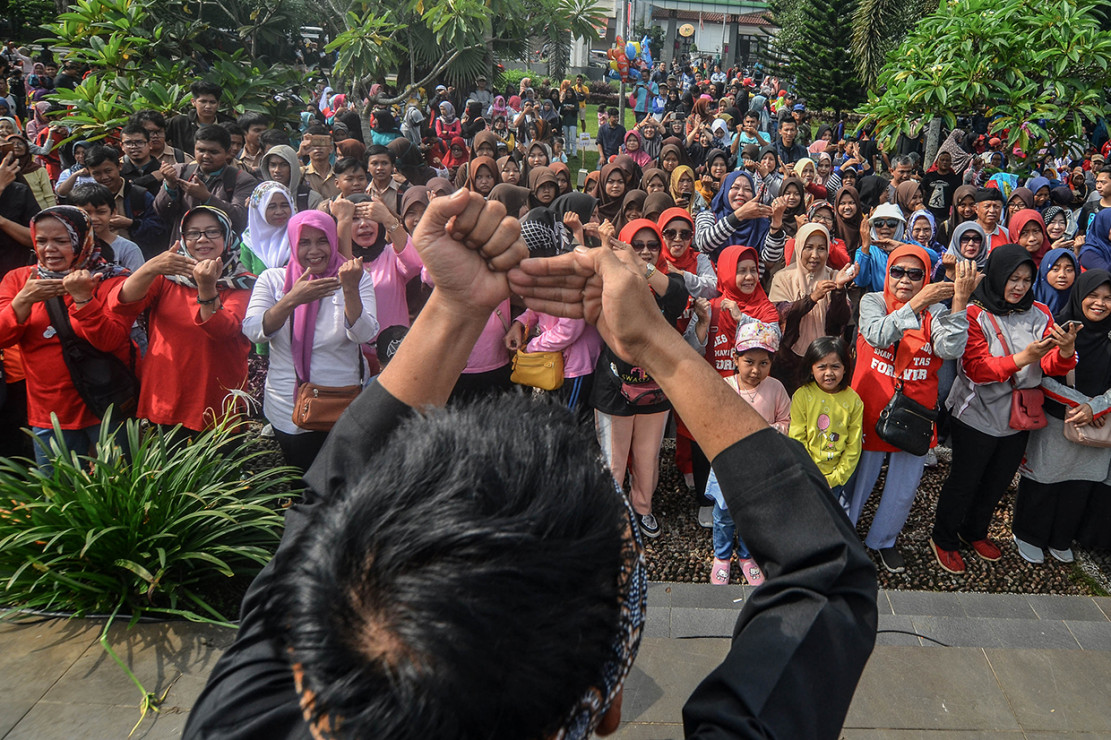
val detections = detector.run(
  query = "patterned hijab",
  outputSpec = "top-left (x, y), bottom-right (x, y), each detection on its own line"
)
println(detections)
top-left (31, 206), bottom-right (129, 279)
top-left (167, 206), bottom-right (256, 291)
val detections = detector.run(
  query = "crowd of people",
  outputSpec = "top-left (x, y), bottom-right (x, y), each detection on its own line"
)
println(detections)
top-left (1, 47), bottom-right (1110, 587)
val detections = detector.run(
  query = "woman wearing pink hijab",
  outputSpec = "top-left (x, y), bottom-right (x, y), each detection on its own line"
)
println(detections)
top-left (243, 210), bottom-right (379, 470)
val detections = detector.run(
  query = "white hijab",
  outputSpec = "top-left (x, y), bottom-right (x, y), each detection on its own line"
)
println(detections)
top-left (245, 182), bottom-right (295, 269)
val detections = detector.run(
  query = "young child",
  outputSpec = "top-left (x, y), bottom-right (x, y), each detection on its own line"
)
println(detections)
top-left (67, 183), bottom-right (145, 272)
top-left (789, 336), bottom-right (864, 515)
top-left (551, 136), bottom-right (567, 164)
top-left (706, 319), bottom-right (791, 586)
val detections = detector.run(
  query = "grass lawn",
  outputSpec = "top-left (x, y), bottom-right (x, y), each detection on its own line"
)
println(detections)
top-left (562, 106), bottom-right (640, 180)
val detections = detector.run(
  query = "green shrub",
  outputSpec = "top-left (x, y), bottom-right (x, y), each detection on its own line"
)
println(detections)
top-left (497, 68), bottom-right (532, 93)
top-left (0, 411), bottom-right (297, 624)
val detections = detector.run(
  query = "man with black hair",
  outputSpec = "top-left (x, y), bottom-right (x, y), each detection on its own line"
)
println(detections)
top-left (131, 110), bottom-right (192, 166)
top-left (84, 144), bottom-right (168, 257)
top-left (366, 144), bottom-right (405, 213)
top-left (302, 125), bottom-right (339, 199)
top-left (119, 123), bottom-right (162, 190)
top-left (596, 107), bottom-right (625, 166)
top-left (220, 121), bottom-right (247, 163)
top-left (974, 187), bottom-right (1011, 250)
top-left (154, 124), bottom-right (258, 240)
top-left (317, 157), bottom-right (368, 215)
top-left (167, 80), bottom-right (229, 155)
top-left (67, 183), bottom-right (145, 271)
top-left (183, 190), bottom-right (877, 740)
top-left (237, 111), bottom-right (270, 173)
top-left (774, 117), bottom-right (807, 166)
top-left (1076, 165), bottom-right (1111, 239)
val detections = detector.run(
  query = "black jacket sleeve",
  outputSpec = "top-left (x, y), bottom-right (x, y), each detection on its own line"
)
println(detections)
top-left (183, 381), bottom-right (413, 740)
top-left (682, 429), bottom-right (877, 739)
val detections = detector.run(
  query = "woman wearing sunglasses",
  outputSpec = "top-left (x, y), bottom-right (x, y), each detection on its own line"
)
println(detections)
top-left (590, 219), bottom-right (690, 541)
top-left (929, 244), bottom-right (1077, 575)
top-left (657, 207), bottom-right (716, 298)
top-left (854, 203), bottom-right (941, 293)
top-left (847, 245), bottom-right (978, 573)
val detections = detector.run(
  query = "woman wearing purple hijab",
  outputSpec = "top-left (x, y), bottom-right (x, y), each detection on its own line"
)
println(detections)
top-left (243, 210), bottom-right (379, 470)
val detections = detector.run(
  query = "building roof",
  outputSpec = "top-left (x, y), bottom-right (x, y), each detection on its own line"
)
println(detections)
top-left (650, 8), bottom-right (775, 27)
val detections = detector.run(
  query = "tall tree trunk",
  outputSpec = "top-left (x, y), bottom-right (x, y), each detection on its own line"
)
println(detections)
top-left (924, 116), bottom-right (942, 168)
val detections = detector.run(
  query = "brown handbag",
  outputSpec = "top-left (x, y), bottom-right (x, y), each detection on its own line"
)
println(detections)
top-left (1061, 370), bottom-right (1111, 448)
top-left (985, 312), bottom-right (1047, 431)
top-left (291, 331), bottom-right (365, 431)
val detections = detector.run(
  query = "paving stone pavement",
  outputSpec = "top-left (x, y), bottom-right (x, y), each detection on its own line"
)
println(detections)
top-left (1, 585), bottom-right (1109, 739)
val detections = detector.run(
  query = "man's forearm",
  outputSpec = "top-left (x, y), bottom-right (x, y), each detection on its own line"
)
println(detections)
top-left (377, 292), bottom-right (490, 409)
top-left (637, 323), bottom-right (767, 461)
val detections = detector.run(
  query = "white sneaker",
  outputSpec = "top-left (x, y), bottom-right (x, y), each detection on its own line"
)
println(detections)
top-left (1048, 547), bottom-right (1074, 563)
top-left (924, 448), bottom-right (938, 468)
top-left (697, 506), bottom-right (714, 528)
top-left (260, 423), bottom-right (275, 438)
top-left (683, 473), bottom-right (695, 491)
top-left (1013, 534), bottom-right (1045, 564)
top-left (639, 513), bottom-right (661, 539)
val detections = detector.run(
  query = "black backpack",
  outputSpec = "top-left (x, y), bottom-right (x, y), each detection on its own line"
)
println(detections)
top-left (45, 297), bottom-right (140, 421)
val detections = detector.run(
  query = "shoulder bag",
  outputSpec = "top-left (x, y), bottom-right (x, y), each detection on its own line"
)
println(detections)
top-left (1061, 370), bottom-right (1111, 447)
top-left (985, 312), bottom-right (1047, 431)
top-left (45, 296), bottom-right (140, 421)
top-left (291, 325), bottom-right (365, 432)
top-left (874, 341), bottom-right (938, 456)
top-left (505, 312), bottom-right (565, 392)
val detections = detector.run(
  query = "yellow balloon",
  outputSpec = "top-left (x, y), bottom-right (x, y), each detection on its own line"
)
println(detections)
top-left (633, 42), bottom-right (641, 54)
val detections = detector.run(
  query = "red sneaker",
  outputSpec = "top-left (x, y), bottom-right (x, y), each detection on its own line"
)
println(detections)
top-left (930, 538), bottom-right (966, 574)
top-left (960, 536), bottom-right (1002, 562)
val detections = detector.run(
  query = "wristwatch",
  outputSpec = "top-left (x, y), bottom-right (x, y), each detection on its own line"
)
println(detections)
top-left (644, 263), bottom-right (657, 280)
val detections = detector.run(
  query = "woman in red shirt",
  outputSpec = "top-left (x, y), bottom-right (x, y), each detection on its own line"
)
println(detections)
top-left (0, 205), bottom-right (132, 466)
top-left (107, 206), bottom-right (255, 436)
top-left (847, 245), bottom-right (977, 573)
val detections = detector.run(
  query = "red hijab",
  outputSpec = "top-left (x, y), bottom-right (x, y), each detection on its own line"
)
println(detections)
top-left (883, 244), bottom-right (933, 361)
top-left (1007, 208), bottom-right (1051, 266)
top-left (714, 245), bottom-right (778, 346)
top-left (442, 136), bottom-right (470, 170)
top-left (657, 207), bottom-right (698, 273)
top-left (618, 219), bottom-right (667, 272)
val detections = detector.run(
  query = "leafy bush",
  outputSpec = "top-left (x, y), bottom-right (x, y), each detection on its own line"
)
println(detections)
top-left (0, 412), bottom-right (297, 624)
top-left (497, 68), bottom-right (532, 93)
top-left (587, 80), bottom-right (616, 95)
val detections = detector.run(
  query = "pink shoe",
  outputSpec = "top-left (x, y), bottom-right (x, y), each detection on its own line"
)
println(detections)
top-left (739, 558), bottom-right (765, 586)
top-left (710, 557), bottom-right (731, 585)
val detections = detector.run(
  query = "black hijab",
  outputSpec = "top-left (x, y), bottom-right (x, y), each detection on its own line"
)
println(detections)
top-left (971, 243), bottom-right (1036, 315)
top-left (857, 175), bottom-right (888, 211)
top-left (1054, 269), bottom-right (1111, 397)
top-left (551, 192), bottom-right (598, 223)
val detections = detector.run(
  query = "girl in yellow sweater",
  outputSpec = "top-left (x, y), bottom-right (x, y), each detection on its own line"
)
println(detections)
top-left (789, 336), bottom-right (864, 515)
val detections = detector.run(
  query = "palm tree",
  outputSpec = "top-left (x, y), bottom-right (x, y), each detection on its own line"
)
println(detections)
top-left (850, 0), bottom-right (934, 88)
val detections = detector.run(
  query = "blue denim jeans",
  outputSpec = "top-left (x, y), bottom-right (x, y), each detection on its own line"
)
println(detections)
top-left (31, 424), bottom-right (102, 471)
top-left (562, 124), bottom-right (578, 156)
top-left (707, 469), bottom-right (752, 560)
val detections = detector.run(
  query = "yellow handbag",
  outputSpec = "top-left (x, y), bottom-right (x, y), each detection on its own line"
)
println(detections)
top-left (511, 349), bottom-right (565, 391)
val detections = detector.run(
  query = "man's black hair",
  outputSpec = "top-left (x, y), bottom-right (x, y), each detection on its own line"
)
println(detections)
top-left (131, 109), bottom-right (167, 130)
top-left (366, 144), bottom-right (394, 163)
top-left (68, 183), bottom-right (115, 210)
top-left (195, 124), bottom-right (232, 151)
top-left (259, 129), bottom-right (290, 151)
top-left (1099, 164), bottom-right (1111, 176)
top-left (305, 123), bottom-right (330, 137)
top-left (237, 111), bottom-right (270, 130)
top-left (120, 122), bottom-right (150, 140)
top-left (334, 156), bottom-right (367, 176)
top-left (267, 394), bottom-right (625, 740)
top-left (607, 107), bottom-right (619, 117)
top-left (220, 121), bottom-right (245, 139)
top-left (190, 80), bottom-right (223, 99)
top-left (84, 144), bottom-right (121, 169)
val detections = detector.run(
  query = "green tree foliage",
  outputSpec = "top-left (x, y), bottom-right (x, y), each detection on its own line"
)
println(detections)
top-left (850, 0), bottom-right (934, 89)
top-left (789, 0), bottom-right (864, 112)
top-left (39, 0), bottom-right (305, 141)
top-left (857, 0), bottom-right (1111, 160)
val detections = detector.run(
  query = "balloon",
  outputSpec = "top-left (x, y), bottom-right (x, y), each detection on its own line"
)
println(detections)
top-left (606, 47), bottom-right (616, 60)
top-left (626, 42), bottom-right (636, 59)
top-left (607, 70), bottom-right (621, 82)
top-left (609, 60), bottom-right (618, 71)
top-left (632, 42), bottom-right (641, 55)
top-left (817, 414), bottom-right (830, 432)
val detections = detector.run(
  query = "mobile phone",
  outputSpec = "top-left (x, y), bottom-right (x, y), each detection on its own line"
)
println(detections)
top-left (1063, 320), bottom-right (1083, 331)
top-left (0, 141), bottom-right (12, 157)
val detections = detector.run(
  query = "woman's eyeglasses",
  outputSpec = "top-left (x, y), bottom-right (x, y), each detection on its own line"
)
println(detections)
top-left (889, 266), bottom-right (925, 281)
top-left (959, 234), bottom-right (984, 243)
top-left (631, 240), bottom-right (661, 251)
top-left (873, 218), bottom-right (901, 229)
top-left (662, 228), bottom-right (692, 240)
top-left (183, 228), bottom-right (224, 242)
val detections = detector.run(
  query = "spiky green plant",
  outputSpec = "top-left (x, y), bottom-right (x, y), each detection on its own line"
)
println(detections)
top-left (0, 410), bottom-right (296, 623)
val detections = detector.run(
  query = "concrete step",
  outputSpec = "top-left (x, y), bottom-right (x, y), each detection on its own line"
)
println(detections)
top-left (646, 582), bottom-right (1111, 649)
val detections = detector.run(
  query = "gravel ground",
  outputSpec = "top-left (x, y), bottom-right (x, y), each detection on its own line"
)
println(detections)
top-left (643, 439), bottom-right (1111, 595)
